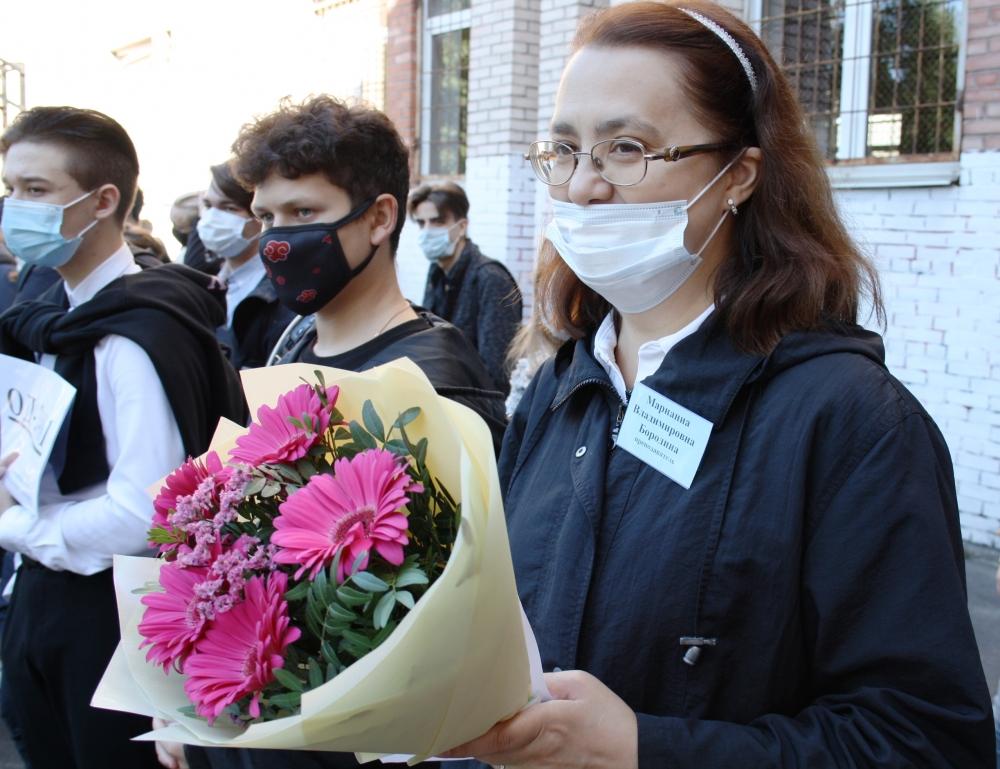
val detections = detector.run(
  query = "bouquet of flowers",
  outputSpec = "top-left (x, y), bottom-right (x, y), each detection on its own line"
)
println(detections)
top-left (94, 360), bottom-right (540, 759)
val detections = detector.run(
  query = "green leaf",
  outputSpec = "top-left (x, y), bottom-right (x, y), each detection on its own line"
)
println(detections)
top-left (415, 437), bottom-right (428, 466)
top-left (324, 602), bottom-right (357, 623)
top-left (272, 667), bottom-right (305, 692)
top-left (362, 400), bottom-right (385, 442)
top-left (383, 439), bottom-right (409, 457)
top-left (176, 704), bottom-right (198, 718)
top-left (267, 691), bottom-right (301, 710)
top-left (146, 527), bottom-right (180, 545)
top-left (340, 628), bottom-right (374, 651)
top-left (313, 565), bottom-right (329, 601)
top-left (393, 407), bottom-right (421, 430)
top-left (261, 482), bottom-right (282, 498)
top-left (395, 590), bottom-right (415, 609)
top-left (351, 572), bottom-right (389, 593)
top-left (286, 416), bottom-right (305, 431)
top-left (244, 476), bottom-right (267, 497)
top-left (350, 550), bottom-right (368, 576)
top-left (284, 581), bottom-right (310, 602)
top-left (320, 640), bottom-right (340, 668)
top-left (395, 569), bottom-right (429, 589)
top-left (325, 663), bottom-right (339, 682)
top-left (373, 591), bottom-right (395, 630)
top-left (372, 619), bottom-right (397, 646)
top-left (349, 421), bottom-right (377, 450)
top-left (314, 369), bottom-right (326, 389)
top-left (334, 427), bottom-right (353, 442)
top-left (296, 459), bottom-right (318, 480)
top-left (335, 585), bottom-right (370, 607)
top-left (307, 658), bottom-right (324, 690)
top-left (272, 464), bottom-right (303, 484)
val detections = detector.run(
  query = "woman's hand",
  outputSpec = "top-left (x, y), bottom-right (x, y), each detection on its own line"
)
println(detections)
top-left (441, 670), bottom-right (638, 769)
top-left (153, 717), bottom-right (189, 769)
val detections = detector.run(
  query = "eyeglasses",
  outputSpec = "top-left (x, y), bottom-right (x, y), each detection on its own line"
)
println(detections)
top-left (525, 138), bottom-right (737, 187)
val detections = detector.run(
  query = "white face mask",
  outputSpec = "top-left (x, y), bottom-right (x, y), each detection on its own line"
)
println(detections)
top-left (197, 206), bottom-right (258, 260)
top-left (544, 155), bottom-right (740, 314)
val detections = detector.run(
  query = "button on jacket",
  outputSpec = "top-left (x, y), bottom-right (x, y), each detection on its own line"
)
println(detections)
top-left (500, 312), bottom-right (994, 768)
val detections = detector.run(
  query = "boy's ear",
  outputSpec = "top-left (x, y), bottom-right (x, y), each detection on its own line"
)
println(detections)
top-left (368, 193), bottom-right (399, 248)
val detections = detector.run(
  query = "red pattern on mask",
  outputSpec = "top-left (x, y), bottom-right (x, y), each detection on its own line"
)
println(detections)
top-left (263, 241), bottom-right (291, 262)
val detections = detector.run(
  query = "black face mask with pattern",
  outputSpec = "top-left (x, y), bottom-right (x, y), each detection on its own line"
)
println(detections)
top-left (258, 198), bottom-right (377, 316)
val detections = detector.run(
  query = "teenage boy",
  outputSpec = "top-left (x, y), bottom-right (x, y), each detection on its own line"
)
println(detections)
top-left (0, 106), bottom-right (246, 769)
top-left (409, 182), bottom-right (522, 395)
top-left (172, 94), bottom-right (503, 769)
top-left (198, 159), bottom-right (292, 369)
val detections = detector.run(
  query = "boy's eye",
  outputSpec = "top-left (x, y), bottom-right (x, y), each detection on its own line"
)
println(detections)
top-left (296, 208), bottom-right (313, 218)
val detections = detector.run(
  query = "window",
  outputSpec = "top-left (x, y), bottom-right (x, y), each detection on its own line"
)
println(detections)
top-left (751, 0), bottom-right (963, 164)
top-left (421, 0), bottom-right (470, 176)
top-left (1, 59), bottom-right (25, 129)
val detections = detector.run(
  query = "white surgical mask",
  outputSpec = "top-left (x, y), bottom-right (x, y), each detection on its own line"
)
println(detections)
top-left (197, 206), bottom-right (258, 260)
top-left (417, 222), bottom-right (460, 261)
top-left (544, 155), bottom-right (740, 314)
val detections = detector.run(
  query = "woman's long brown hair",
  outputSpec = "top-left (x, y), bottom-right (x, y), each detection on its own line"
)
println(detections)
top-left (534, 0), bottom-right (884, 354)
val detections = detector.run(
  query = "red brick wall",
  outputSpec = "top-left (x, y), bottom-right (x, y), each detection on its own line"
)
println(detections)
top-left (963, 0), bottom-right (1000, 150)
top-left (386, 0), bottom-right (420, 181)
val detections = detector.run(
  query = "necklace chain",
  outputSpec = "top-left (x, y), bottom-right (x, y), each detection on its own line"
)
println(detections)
top-left (376, 302), bottom-right (413, 336)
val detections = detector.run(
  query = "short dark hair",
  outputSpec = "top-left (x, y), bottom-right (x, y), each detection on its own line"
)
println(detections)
top-left (130, 187), bottom-right (144, 222)
top-left (210, 159), bottom-right (253, 212)
top-left (232, 96), bottom-right (410, 253)
top-left (407, 181), bottom-right (469, 221)
top-left (0, 106), bottom-right (140, 225)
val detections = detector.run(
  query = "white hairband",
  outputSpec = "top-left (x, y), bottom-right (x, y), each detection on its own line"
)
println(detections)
top-left (680, 8), bottom-right (759, 94)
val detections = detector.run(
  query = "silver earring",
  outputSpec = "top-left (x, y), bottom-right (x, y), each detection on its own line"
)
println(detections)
top-left (727, 197), bottom-right (739, 216)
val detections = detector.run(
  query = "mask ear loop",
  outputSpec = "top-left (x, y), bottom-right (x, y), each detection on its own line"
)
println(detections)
top-left (683, 148), bottom-right (747, 212)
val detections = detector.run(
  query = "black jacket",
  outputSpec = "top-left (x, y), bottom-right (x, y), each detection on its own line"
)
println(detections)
top-left (500, 312), bottom-right (993, 768)
top-left (0, 263), bottom-right (248, 485)
top-left (217, 276), bottom-right (294, 370)
top-left (422, 240), bottom-right (521, 396)
top-left (275, 310), bottom-right (508, 455)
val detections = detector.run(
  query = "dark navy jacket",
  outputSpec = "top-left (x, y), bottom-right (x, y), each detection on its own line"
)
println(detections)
top-left (217, 276), bottom-right (293, 370)
top-left (423, 240), bottom-right (522, 396)
top-left (501, 312), bottom-right (994, 768)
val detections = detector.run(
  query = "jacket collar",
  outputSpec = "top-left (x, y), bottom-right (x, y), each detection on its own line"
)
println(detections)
top-left (553, 310), bottom-right (767, 428)
top-left (428, 239), bottom-right (481, 287)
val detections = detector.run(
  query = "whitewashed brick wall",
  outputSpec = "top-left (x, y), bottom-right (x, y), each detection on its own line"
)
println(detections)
top-left (839, 152), bottom-right (1000, 546)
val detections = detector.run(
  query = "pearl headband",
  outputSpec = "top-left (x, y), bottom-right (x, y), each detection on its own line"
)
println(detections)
top-left (680, 8), bottom-right (759, 94)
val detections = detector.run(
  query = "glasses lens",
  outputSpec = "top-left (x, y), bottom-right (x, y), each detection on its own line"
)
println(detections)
top-left (593, 139), bottom-right (647, 186)
top-left (529, 141), bottom-right (575, 186)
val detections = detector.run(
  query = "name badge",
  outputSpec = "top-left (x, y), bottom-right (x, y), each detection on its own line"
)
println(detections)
top-left (615, 382), bottom-right (712, 489)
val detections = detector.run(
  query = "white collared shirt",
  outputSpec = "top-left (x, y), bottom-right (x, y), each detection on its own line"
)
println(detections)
top-left (0, 244), bottom-right (186, 575)
top-left (594, 304), bottom-right (715, 403)
top-left (221, 257), bottom-right (266, 328)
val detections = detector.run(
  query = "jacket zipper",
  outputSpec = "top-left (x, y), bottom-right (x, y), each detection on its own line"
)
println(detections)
top-left (610, 398), bottom-right (627, 448)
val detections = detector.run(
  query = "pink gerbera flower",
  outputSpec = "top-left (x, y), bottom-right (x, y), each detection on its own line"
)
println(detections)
top-left (271, 448), bottom-right (423, 582)
top-left (152, 452), bottom-right (232, 531)
top-left (138, 564), bottom-right (211, 671)
top-left (229, 384), bottom-right (340, 466)
top-left (182, 572), bottom-right (300, 722)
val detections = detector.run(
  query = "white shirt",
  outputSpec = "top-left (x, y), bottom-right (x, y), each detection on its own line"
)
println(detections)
top-left (0, 244), bottom-right (186, 575)
top-left (221, 257), bottom-right (266, 328)
top-left (594, 304), bottom-right (715, 403)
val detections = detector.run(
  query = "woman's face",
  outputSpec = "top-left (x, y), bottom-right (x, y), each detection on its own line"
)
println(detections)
top-left (549, 45), bottom-right (735, 249)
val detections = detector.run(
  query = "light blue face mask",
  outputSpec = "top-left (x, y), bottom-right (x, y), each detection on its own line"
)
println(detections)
top-left (417, 222), bottom-right (460, 261)
top-left (1, 189), bottom-right (99, 268)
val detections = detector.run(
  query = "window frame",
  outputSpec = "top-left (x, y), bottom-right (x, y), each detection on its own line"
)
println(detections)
top-left (745, 0), bottom-right (967, 188)
top-left (419, 1), bottom-right (472, 178)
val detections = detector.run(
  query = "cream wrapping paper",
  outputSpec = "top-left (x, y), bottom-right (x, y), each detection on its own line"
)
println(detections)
top-left (92, 359), bottom-right (536, 761)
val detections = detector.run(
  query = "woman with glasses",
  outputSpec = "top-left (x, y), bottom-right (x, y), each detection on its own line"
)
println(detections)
top-left (444, 2), bottom-right (994, 768)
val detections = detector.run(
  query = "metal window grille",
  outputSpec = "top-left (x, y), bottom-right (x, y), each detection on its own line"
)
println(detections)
top-left (1, 59), bottom-right (25, 129)
top-left (421, 2), bottom-right (470, 176)
top-left (753, 0), bottom-right (961, 161)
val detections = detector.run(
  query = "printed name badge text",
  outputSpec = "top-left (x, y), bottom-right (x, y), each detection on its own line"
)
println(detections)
top-left (615, 382), bottom-right (712, 489)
